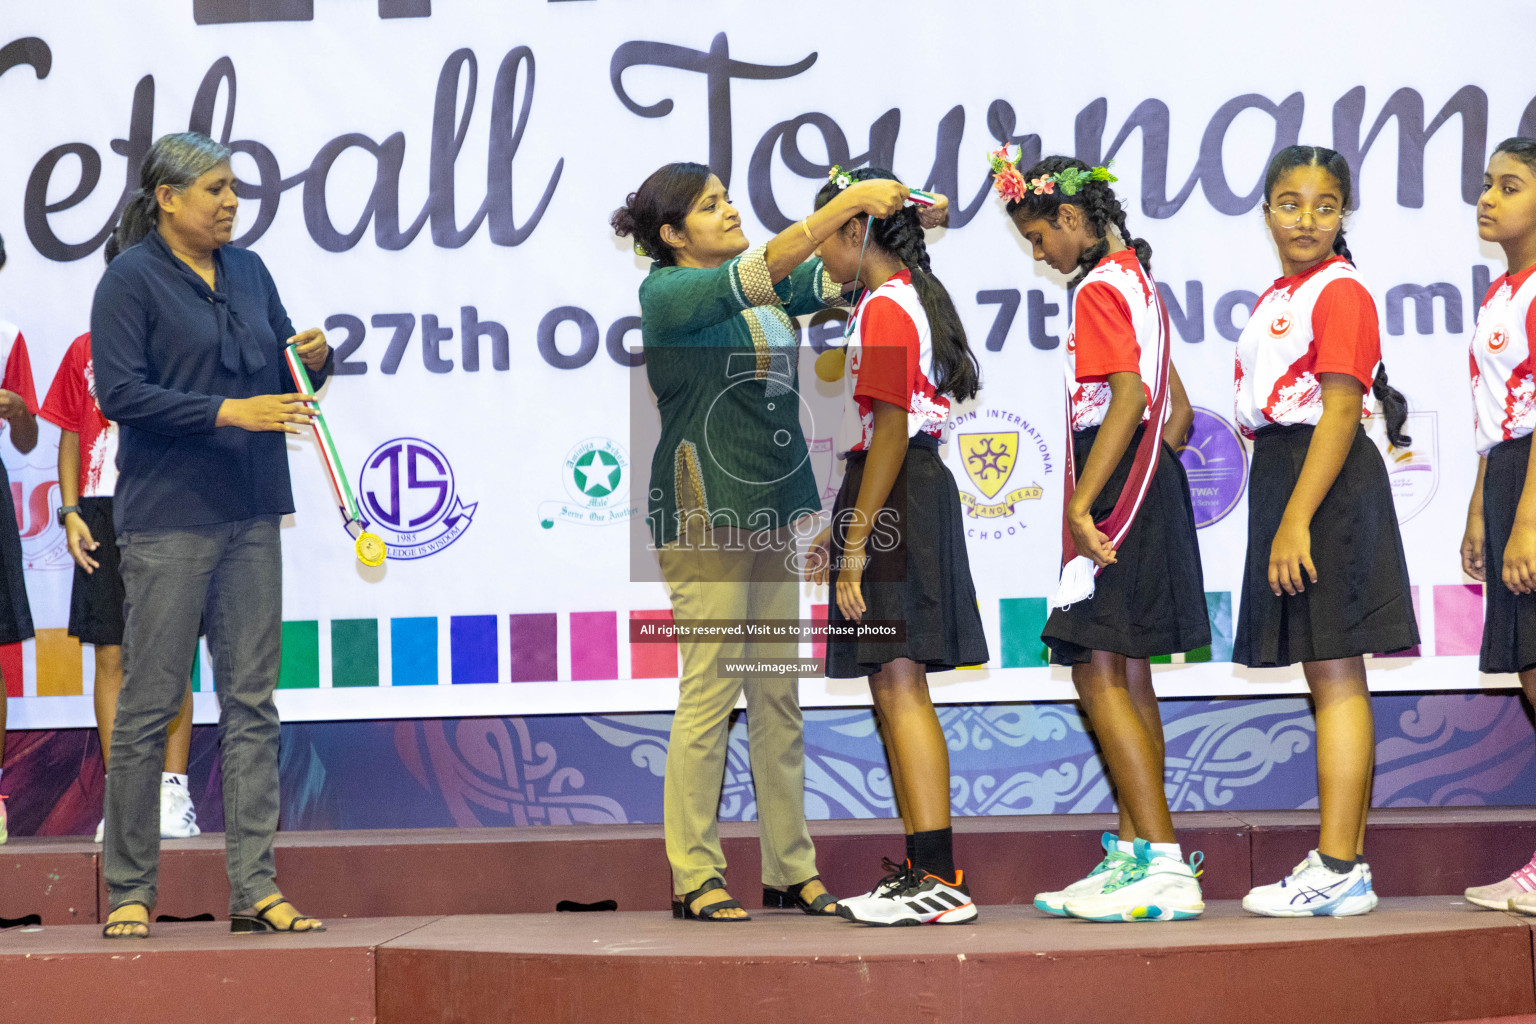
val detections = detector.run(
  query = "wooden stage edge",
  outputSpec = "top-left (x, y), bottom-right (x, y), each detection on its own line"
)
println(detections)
top-left (0, 898), bottom-right (1533, 1024)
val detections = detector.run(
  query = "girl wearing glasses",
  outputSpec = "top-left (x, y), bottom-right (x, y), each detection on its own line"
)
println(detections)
top-left (1233, 145), bottom-right (1417, 918)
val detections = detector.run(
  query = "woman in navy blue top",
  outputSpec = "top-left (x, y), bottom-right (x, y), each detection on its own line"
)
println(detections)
top-left (92, 132), bottom-right (333, 939)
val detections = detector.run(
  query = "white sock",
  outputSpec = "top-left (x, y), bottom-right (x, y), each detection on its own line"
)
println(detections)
top-left (1149, 842), bottom-right (1183, 860)
top-left (162, 772), bottom-right (187, 787)
top-left (1116, 839), bottom-right (1135, 855)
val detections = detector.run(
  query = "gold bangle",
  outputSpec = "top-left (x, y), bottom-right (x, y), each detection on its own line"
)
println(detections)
top-left (800, 218), bottom-right (819, 245)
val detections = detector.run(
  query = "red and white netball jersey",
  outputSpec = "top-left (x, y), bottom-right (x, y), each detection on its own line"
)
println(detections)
top-left (1469, 261), bottom-right (1536, 456)
top-left (41, 333), bottom-right (119, 498)
top-left (1065, 249), bottom-right (1164, 432)
top-left (839, 270), bottom-right (949, 453)
top-left (1233, 256), bottom-right (1380, 438)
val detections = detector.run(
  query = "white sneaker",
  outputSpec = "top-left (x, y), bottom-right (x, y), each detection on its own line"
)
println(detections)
top-left (160, 777), bottom-right (201, 839)
top-left (1242, 850), bottom-right (1377, 917)
top-left (841, 870), bottom-right (977, 926)
top-left (1063, 840), bottom-right (1205, 922)
top-left (94, 818), bottom-right (105, 844)
top-left (835, 857), bottom-right (915, 917)
top-left (1034, 832), bottom-right (1138, 917)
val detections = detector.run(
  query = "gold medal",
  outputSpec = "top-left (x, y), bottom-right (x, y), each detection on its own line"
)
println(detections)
top-left (355, 531), bottom-right (387, 567)
top-left (814, 347), bottom-right (846, 382)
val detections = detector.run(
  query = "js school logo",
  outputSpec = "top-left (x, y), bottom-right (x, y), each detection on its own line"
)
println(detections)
top-left (540, 437), bottom-right (638, 529)
top-left (945, 406), bottom-right (1052, 544)
top-left (358, 437), bottom-right (476, 559)
top-left (1177, 408), bottom-right (1249, 528)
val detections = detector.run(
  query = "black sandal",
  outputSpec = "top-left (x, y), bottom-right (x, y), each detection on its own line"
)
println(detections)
top-left (763, 875), bottom-right (839, 916)
top-left (672, 878), bottom-right (749, 922)
top-left (102, 901), bottom-right (151, 940)
top-left (230, 895), bottom-right (327, 934)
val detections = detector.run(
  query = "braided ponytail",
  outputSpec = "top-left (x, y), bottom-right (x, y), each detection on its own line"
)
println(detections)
top-left (1008, 156), bottom-right (1151, 287)
top-left (814, 167), bottom-right (980, 402)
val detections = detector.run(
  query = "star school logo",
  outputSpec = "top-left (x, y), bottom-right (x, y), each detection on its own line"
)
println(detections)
top-left (357, 438), bottom-right (476, 560)
top-left (1269, 312), bottom-right (1294, 338)
top-left (540, 438), bottom-right (638, 529)
top-left (944, 407), bottom-right (1052, 544)
top-left (1488, 328), bottom-right (1510, 353)
top-left (572, 447), bottom-right (621, 499)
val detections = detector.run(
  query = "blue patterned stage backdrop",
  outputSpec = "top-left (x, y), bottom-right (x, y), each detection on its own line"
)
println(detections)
top-left (6, 693), bottom-right (1534, 836)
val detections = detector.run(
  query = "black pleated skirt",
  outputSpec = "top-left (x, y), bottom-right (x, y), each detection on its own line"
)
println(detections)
top-left (0, 460), bottom-right (34, 646)
top-left (1232, 423), bottom-right (1419, 667)
top-left (825, 434), bottom-right (990, 678)
top-left (1481, 433), bottom-right (1536, 674)
top-left (1042, 424), bottom-right (1210, 664)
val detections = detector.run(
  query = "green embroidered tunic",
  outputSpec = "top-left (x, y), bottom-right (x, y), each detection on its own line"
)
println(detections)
top-left (639, 243), bottom-right (844, 547)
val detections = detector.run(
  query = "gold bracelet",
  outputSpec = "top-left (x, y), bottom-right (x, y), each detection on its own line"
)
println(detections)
top-left (800, 218), bottom-right (819, 245)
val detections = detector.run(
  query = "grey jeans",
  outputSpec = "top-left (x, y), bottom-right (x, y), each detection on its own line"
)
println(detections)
top-left (104, 515), bottom-right (284, 915)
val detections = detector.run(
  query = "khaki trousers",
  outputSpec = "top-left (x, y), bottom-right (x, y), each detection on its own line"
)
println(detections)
top-left (658, 525), bottom-right (818, 896)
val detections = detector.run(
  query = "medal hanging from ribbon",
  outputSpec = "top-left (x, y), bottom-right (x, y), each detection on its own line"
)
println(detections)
top-left (283, 344), bottom-right (387, 567)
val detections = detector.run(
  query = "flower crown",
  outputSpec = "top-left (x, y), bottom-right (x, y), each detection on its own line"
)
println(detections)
top-left (826, 165), bottom-right (938, 207)
top-left (986, 146), bottom-right (1116, 203)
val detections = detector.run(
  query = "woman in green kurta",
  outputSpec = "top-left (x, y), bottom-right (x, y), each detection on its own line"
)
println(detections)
top-left (613, 162), bottom-right (920, 920)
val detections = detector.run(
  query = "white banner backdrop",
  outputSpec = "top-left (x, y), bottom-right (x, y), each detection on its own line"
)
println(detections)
top-left (0, 0), bottom-right (1526, 727)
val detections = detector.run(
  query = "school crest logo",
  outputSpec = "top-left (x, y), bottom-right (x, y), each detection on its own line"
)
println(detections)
top-left (960, 433), bottom-right (1019, 501)
top-left (1269, 312), bottom-right (1294, 338)
top-left (945, 407), bottom-right (1052, 545)
top-left (540, 437), bottom-right (639, 529)
top-left (358, 437), bottom-right (476, 559)
top-left (1365, 410), bottom-right (1439, 524)
top-left (1177, 408), bottom-right (1249, 528)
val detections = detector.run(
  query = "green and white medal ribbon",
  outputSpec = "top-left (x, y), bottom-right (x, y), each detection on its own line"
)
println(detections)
top-left (284, 343), bottom-right (386, 567)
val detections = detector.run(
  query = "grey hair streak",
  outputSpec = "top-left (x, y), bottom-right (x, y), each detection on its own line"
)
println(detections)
top-left (114, 131), bottom-right (233, 250)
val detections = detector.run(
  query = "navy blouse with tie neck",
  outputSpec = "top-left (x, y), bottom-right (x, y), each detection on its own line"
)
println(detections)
top-left (91, 231), bottom-right (334, 532)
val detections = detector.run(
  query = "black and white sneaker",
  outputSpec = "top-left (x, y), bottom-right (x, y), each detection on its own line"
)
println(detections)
top-left (836, 857), bottom-right (915, 920)
top-left (842, 870), bottom-right (977, 926)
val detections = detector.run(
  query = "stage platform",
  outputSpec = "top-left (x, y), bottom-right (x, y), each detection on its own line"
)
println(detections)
top-left (2, 808), bottom-right (1534, 924)
top-left (1, 899), bottom-right (1534, 1023)
top-left (4, 809), bottom-right (1536, 1022)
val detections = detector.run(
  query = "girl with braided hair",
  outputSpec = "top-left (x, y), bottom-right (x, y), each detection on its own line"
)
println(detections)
top-left (1454, 138), bottom-right (1536, 915)
top-left (1234, 146), bottom-right (1417, 917)
top-left (998, 153), bottom-right (1209, 923)
top-left (804, 167), bottom-right (988, 926)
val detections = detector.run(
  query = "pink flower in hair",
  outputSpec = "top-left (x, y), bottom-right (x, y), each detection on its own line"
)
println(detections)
top-left (992, 163), bottom-right (1027, 202)
top-left (1029, 177), bottom-right (1055, 195)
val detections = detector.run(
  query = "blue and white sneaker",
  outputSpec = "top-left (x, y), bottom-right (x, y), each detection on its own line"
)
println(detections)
top-left (1242, 850), bottom-right (1377, 917)
top-left (1033, 833), bottom-right (1137, 917)
top-left (1063, 840), bottom-right (1205, 922)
